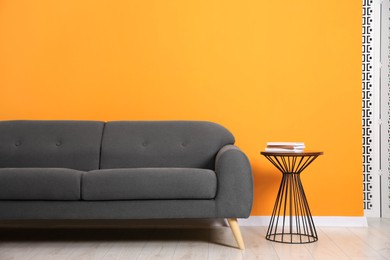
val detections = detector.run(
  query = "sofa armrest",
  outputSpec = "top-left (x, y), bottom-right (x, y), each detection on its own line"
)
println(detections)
top-left (214, 145), bottom-right (253, 218)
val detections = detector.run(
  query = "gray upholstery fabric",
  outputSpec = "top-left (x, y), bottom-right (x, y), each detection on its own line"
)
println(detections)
top-left (214, 145), bottom-right (253, 218)
top-left (0, 120), bottom-right (104, 171)
top-left (0, 168), bottom-right (83, 200)
top-left (0, 120), bottom-right (254, 220)
top-left (100, 121), bottom-right (235, 169)
top-left (82, 168), bottom-right (217, 200)
top-left (0, 200), bottom-right (216, 219)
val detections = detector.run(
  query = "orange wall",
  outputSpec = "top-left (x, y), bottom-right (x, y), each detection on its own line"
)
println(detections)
top-left (0, 1), bottom-right (363, 216)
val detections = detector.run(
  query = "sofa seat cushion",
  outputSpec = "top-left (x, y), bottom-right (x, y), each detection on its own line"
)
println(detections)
top-left (82, 168), bottom-right (217, 200)
top-left (0, 168), bottom-right (83, 200)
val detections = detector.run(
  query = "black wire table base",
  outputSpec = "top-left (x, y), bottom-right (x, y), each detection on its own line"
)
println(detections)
top-left (261, 152), bottom-right (322, 244)
top-left (266, 233), bottom-right (318, 244)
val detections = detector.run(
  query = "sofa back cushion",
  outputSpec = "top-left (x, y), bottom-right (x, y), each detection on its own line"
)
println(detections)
top-left (100, 121), bottom-right (235, 169)
top-left (0, 120), bottom-right (104, 171)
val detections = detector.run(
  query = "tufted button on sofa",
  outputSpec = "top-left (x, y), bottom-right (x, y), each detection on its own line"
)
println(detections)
top-left (0, 120), bottom-right (253, 249)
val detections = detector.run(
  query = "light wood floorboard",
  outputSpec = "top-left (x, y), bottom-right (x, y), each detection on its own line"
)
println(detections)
top-left (208, 227), bottom-right (243, 260)
top-left (0, 218), bottom-right (389, 259)
top-left (172, 229), bottom-right (209, 260)
top-left (240, 226), bottom-right (278, 260)
top-left (319, 226), bottom-right (386, 259)
top-left (137, 229), bottom-right (179, 260)
top-left (304, 228), bottom-right (349, 260)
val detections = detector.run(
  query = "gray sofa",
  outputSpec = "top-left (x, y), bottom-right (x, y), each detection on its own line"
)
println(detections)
top-left (0, 120), bottom-right (253, 249)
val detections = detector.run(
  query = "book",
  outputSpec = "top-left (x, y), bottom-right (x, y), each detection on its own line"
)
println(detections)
top-left (265, 142), bottom-right (305, 153)
top-left (266, 145), bottom-right (305, 149)
top-left (265, 147), bottom-right (304, 153)
top-left (266, 142), bottom-right (305, 147)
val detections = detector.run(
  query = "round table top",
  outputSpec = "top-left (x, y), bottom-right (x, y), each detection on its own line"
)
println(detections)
top-left (260, 151), bottom-right (323, 156)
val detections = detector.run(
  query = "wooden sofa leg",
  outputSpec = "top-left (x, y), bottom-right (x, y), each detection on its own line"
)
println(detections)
top-left (227, 218), bottom-right (245, 250)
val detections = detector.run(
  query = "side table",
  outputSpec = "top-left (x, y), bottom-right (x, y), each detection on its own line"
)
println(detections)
top-left (260, 151), bottom-right (323, 244)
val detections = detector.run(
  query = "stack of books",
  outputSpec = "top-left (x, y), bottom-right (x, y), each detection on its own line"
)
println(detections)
top-left (265, 142), bottom-right (305, 153)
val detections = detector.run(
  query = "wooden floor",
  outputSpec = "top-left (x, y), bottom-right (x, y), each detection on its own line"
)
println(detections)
top-left (0, 218), bottom-right (389, 259)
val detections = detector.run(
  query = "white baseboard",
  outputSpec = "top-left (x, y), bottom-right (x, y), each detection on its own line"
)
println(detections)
top-left (238, 216), bottom-right (368, 227)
